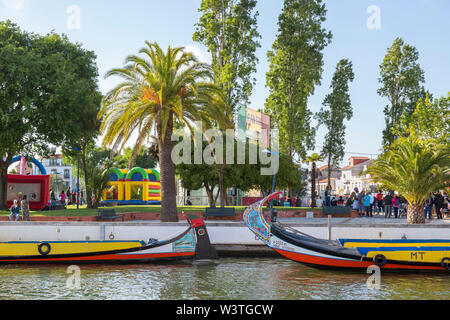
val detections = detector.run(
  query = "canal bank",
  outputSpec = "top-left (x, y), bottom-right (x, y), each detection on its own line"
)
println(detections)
top-left (0, 216), bottom-right (448, 258)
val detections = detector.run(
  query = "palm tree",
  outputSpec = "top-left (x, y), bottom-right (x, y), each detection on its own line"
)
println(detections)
top-left (99, 42), bottom-right (231, 222)
top-left (303, 153), bottom-right (324, 208)
top-left (366, 134), bottom-right (450, 224)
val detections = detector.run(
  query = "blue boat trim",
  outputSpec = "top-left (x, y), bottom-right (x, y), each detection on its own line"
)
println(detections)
top-left (356, 246), bottom-right (450, 255)
top-left (339, 239), bottom-right (450, 246)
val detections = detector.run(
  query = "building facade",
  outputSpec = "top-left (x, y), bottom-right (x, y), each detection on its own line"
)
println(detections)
top-left (36, 155), bottom-right (75, 194)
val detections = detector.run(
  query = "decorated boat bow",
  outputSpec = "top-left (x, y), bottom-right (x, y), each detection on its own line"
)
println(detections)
top-left (243, 193), bottom-right (449, 272)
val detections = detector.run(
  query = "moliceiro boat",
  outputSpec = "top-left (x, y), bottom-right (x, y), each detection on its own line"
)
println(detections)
top-left (243, 193), bottom-right (450, 273)
top-left (0, 214), bottom-right (217, 264)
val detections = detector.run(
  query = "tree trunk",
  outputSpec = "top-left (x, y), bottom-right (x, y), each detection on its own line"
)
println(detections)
top-left (158, 113), bottom-right (179, 222)
top-left (407, 203), bottom-right (425, 224)
top-left (218, 164), bottom-right (225, 207)
top-left (81, 142), bottom-right (93, 209)
top-left (205, 187), bottom-right (216, 208)
top-left (311, 163), bottom-right (317, 208)
top-left (327, 155), bottom-right (332, 191)
top-left (0, 155), bottom-right (12, 211)
top-left (0, 162), bottom-right (9, 211)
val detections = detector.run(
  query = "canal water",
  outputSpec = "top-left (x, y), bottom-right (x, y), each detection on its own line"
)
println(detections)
top-left (0, 258), bottom-right (447, 300)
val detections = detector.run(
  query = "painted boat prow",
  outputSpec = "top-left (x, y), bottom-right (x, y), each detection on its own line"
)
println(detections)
top-left (243, 193), bottom-right (450, 273)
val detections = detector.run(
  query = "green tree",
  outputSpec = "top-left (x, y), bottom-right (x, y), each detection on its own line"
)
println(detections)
top-left (114, 146), bottom-right (158, 170)
top-left (366, 134), bottom-right (450, 224)
top-left (0, 21), bottom-right (99, 210)
top-left (193, 0), bottom-right (261, 111)
top-left (62, 91), bottom-right (102, 208)
top-left (265, 0), bottom-right (332, 162)
top-left (176, 136), bottom-right (303, 207)
top-left (99, 42), bottom-right (230, 222)
top-left (254, 153), bottom-right (304, 197)
top-left (316, 59), bottom-right (355, 189)
top-left (392, 93), bottom-right (450, 144)
top-left (378, 37), bottom-right (426, 148)
top-left (193, 0), bottom-right (261, 207)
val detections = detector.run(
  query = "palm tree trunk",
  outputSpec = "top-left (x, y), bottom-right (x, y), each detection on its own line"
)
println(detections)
top-left (158, 113), bottom-right (179, 222)
top-left (311, 163), bottom-right (317, 208)
top-left (407, 203), bottom-right (425, 224)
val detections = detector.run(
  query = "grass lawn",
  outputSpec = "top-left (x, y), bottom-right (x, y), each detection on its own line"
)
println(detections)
top-left (0, 204), bottom-right (321, 218)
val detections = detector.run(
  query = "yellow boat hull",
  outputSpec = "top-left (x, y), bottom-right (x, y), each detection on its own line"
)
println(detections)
top-left (340, 239), bottom-right (450, 264)
top-left (0, 241), bottom-right (146, 257)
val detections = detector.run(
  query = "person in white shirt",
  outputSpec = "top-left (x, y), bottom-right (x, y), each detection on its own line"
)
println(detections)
top-left (369, 193), bottom-right (375, 215)
top-left (316, 197), bottom-right (323, 207)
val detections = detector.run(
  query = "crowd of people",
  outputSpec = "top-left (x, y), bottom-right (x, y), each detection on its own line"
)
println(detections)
top-left (322, 188), bottom-right (449, 220)
top-left (273, 188), bottom-right (449, 220)
top-left (49, 188), bottom-right (85, 206)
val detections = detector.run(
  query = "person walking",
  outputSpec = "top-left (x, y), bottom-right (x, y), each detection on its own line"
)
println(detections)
top-left (433, 191), bottom-right (444, 219)
top-left (21, 195), bottom-right (30, 221)
top-left (295, 196), bottom-right (302, 208)
top-left (357, 191), bottom-right (364, 216)
top-left (351, 192), bottom-right (359, 211)
top-left (363, 193), bottom-right (372, 217)
top-left (392, 194), bottom-right (400, 219)
top-left (59, 190), bottom-right (66, 205)
top-left (376, 191), bottom-right (384, 214)
top-left (369, 192), bottom-right (375, 215)
top-left (9, 200), bottom-right (21, 222)
top-left (424, 196), bottom-right (433, 220)
top-left (442, 193), bottom-right (449, 218)
top-left (383, 192), bottom-right (393, 218)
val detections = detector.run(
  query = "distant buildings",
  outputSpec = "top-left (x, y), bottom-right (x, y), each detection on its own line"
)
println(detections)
top-left (33, 154), bottom-right (75, 193)
top-left (313, 157), bottom-right (378, 197)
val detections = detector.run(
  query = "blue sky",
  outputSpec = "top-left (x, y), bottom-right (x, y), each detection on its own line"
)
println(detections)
top-left (1, 0), bottom-right (449, 166)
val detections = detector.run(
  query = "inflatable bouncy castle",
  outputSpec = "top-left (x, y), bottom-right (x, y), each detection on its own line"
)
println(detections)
top-left (7, 156), bottom-right (50, 210)
top-left (101, 167), bottom-right (162, 206)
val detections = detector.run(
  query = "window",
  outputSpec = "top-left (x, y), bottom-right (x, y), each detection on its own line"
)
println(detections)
top-left (64, 169), bottom-right (70, 179)
top-left (49, 158), bottom-right (59, 166)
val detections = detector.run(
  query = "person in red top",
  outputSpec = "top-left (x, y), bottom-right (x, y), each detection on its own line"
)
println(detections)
top-left (376, 191), bottom-right (384, 214)
top-left (59, 191), bottom-right (66, 205)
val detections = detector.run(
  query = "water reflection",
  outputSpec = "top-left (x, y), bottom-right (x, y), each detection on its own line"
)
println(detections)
top-left (0, 259), bottom-right (447, 300)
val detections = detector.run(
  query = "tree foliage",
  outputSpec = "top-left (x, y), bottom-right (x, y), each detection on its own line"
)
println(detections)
top-left (316, 59), bottom-right (354, 188)
top-left (193, 0), bottom-right (261, 111)
top-left (175, 135), bottom-right (302, 207)
top-left (366, 134), bottom-right (450, 224)
top-left (0, 20), bottom-right (99, 210)
top-left (392, 93), bottom-right (450, 144)
top-left (265, 0), bottom-right (332, 161)
top-left (378, 37), bottom-right (426, 148)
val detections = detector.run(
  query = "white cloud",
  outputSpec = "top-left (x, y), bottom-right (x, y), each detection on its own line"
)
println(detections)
top-left (1, 0), bottom-right (25, 10)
